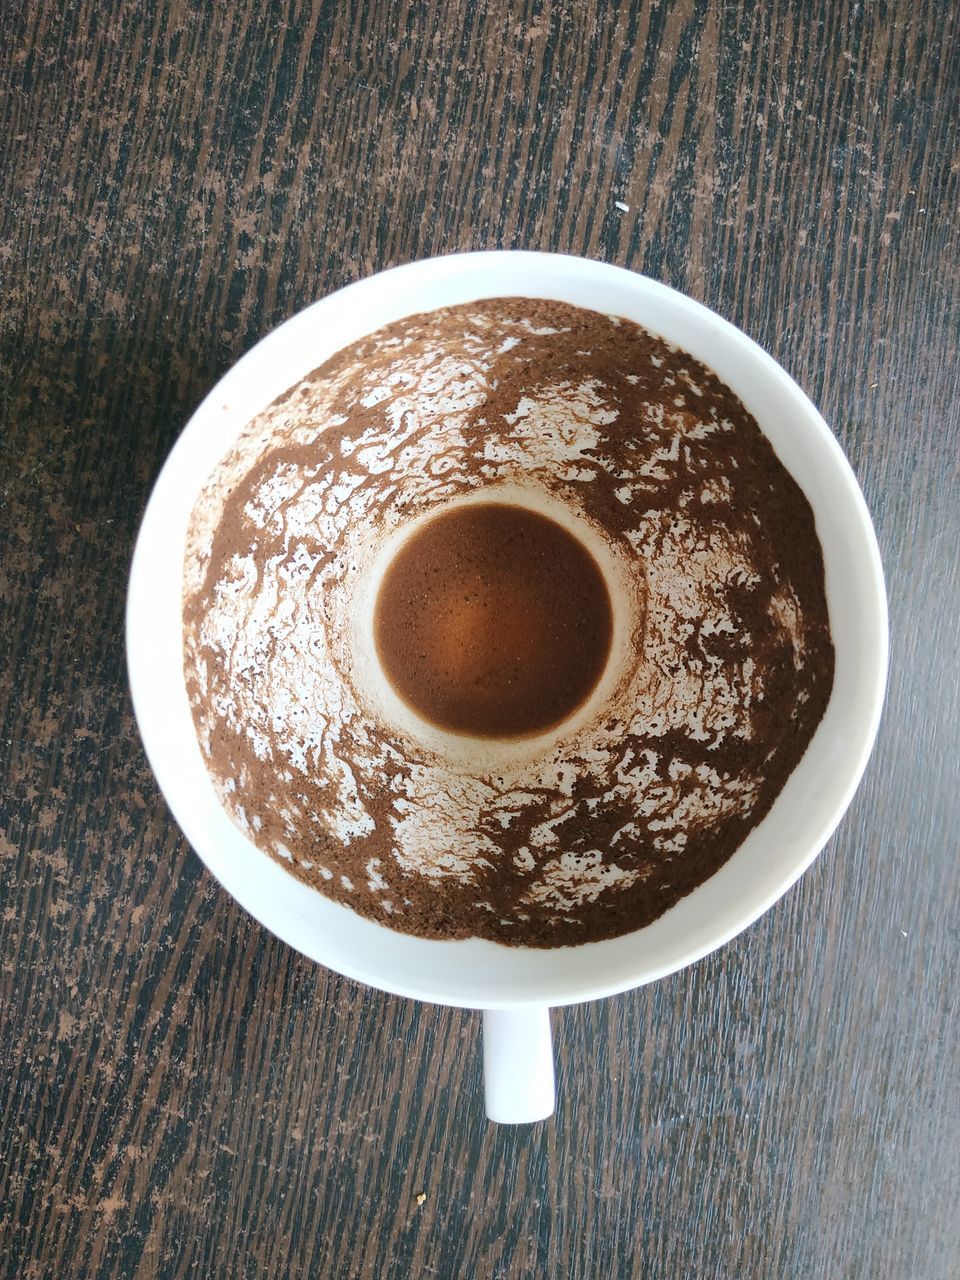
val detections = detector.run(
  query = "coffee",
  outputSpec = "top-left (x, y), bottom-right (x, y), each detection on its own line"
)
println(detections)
top-left (373, 502), bottom-right (613, 739)
top-left (183, 298), bottom-right (834, 947)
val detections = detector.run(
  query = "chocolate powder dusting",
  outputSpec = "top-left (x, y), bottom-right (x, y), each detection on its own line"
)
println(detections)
top-left (182, 298), bottom-right (835, 948)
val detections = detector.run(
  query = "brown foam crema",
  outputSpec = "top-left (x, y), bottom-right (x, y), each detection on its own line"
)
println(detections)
top-left (183, 298), bottom-right (835, 948)
top-left (372, 501), bottom-right (615, 739)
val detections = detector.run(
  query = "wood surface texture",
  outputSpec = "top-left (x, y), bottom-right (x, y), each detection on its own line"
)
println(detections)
top-left (2, 1), bottom-right (958, 1276)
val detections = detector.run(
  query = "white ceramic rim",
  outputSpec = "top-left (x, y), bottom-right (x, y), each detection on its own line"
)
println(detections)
top-left (127, 251), bottom-right (888, 1009)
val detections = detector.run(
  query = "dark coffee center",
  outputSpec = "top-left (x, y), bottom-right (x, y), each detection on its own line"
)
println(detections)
top-left (373, 502), bottom-right (613, 739)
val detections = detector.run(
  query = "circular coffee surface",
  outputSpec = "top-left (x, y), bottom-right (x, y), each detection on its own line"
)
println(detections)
top-left (373, 502), bottom-right (613, 739)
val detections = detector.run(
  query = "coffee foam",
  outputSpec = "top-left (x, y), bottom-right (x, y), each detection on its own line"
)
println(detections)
top-left (350, 483), bottom-right (642, 768)
top-left (182, 298), bottom-right (834, 946)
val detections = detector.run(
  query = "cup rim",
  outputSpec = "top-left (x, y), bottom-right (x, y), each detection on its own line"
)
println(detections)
top-left (127, 250), bottom-right (888, 1008)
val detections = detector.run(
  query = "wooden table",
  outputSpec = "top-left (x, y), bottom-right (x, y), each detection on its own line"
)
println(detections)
top-left (2, 2), bottom-right (958, 1276)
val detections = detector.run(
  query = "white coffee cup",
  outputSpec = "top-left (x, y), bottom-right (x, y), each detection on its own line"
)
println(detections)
top-left (127, 252), bottom-right (888, 1123)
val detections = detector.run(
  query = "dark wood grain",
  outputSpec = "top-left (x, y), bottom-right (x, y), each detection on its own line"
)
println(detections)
top-left (2, 1), bottom-right (958, 1276)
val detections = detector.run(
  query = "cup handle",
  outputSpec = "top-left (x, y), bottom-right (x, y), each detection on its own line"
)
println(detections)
top-left (482, 1007), bottom-right (555, 1123)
